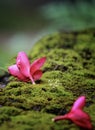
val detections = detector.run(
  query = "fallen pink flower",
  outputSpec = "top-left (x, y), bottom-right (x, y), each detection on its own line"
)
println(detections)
top-left (52, 96), bottom-right (92, 130)
top-left (8, 51), bottom-right (46, 84)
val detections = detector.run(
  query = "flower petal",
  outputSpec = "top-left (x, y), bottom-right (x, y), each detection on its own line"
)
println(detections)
top-left (69, 109), bottom-right (92, 129)
top-left (52, 96), bottom-right (92, 130)
top-left (72, 96), bottom-right (86, 111)
top-left (53, 109), bottom-right (92, 129)
top-left (8, 64), bottom-right (28, 81)
top-left (30, 57), bottom-right (46, 74)
top-left (16, 51), bottom-right (30, 77)
top-left (32, 70), bottom-right (42, 81)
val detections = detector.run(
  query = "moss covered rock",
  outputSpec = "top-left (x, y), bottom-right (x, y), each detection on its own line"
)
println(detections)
top-left (0, 29), bottom-right (95, 130)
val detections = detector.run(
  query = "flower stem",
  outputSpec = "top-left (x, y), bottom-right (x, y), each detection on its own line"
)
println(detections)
top-left (29, 75), bottom-right (35, 84)
top-left (52, 114), bottom-right (68, 122)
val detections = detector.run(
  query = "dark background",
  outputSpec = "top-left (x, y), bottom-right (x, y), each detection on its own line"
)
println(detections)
top-left (0, 0), bottom-right (95, 31)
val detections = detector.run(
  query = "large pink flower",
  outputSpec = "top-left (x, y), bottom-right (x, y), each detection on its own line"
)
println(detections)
top-left (8, 51), bottom-right (46, 84)
top-left (52, 96), bottom-right (92, 130)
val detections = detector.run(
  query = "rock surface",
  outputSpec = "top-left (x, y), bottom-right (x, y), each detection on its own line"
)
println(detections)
top-left (0, 29), bottom-right (95, 130)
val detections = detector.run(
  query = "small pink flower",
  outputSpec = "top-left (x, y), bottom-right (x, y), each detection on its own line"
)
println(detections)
top-left (8, 51), bottom-right (46, 84)
top-left (52, 96), bottom-right (92, 130)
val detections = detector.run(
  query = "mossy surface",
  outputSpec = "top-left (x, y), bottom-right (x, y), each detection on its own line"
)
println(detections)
top-left (0, 29), bottom-right (95, 130)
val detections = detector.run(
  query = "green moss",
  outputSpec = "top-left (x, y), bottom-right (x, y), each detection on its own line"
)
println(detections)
top-left (0, 29), bottom-right (95, 130)
top-left (0, 111), bottom-right (80, 130)
top-left (29, 32), bottom-right (76, 59)
top-left (0, 106), bottom-right (22, 115)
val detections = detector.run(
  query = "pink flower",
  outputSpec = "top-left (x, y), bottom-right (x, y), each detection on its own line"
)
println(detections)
top-left (8, 51), bottom-right (46, 84)
top-left (52, 96), bottom-right (92, 130)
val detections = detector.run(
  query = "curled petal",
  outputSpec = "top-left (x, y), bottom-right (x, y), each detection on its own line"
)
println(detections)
top-left (72, 96), bottom-right (86, 111)
top-left (16, 51), bottom-right (30, 77)
top-left (8, 65), bottom-right (28, 81)
top-left (53, 109), bottom-right (92, 130)
top-left (69, 109), bottom-right (92, 130)
top-left (52, 96), bottom-right (92, 130)
top-left (32, 70), bottom-right (42, 81)
top-left (30, 57), bottom-right (46, 74)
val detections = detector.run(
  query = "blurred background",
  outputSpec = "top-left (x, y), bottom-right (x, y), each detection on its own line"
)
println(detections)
top-left (0, 0), bottom-right (95, 72)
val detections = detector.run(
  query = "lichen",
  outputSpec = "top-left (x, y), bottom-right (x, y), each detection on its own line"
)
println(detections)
top-left (0, 29), bottom-right (95, 130)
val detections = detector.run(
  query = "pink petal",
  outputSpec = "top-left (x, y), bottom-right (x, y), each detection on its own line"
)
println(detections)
top-left (30, 57), bottom-right (46, 74)
top-left (53, 109), bottom-right (92, 130)
top-left (8, 64), bottom-right (28, 81)
top-left (72, 96), bottom-right (86, 111)
top-left (52, 96), bottom-right (92, 130)
top-left (69, 109), bottom-right (92, 129)
top-left (16, 51), bottom-right (30, 77)
top-left (32, 70), bottom-right (42, 81)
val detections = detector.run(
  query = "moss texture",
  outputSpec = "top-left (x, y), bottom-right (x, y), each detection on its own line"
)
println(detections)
top-left (0, 29), bottom-right (95, 130)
